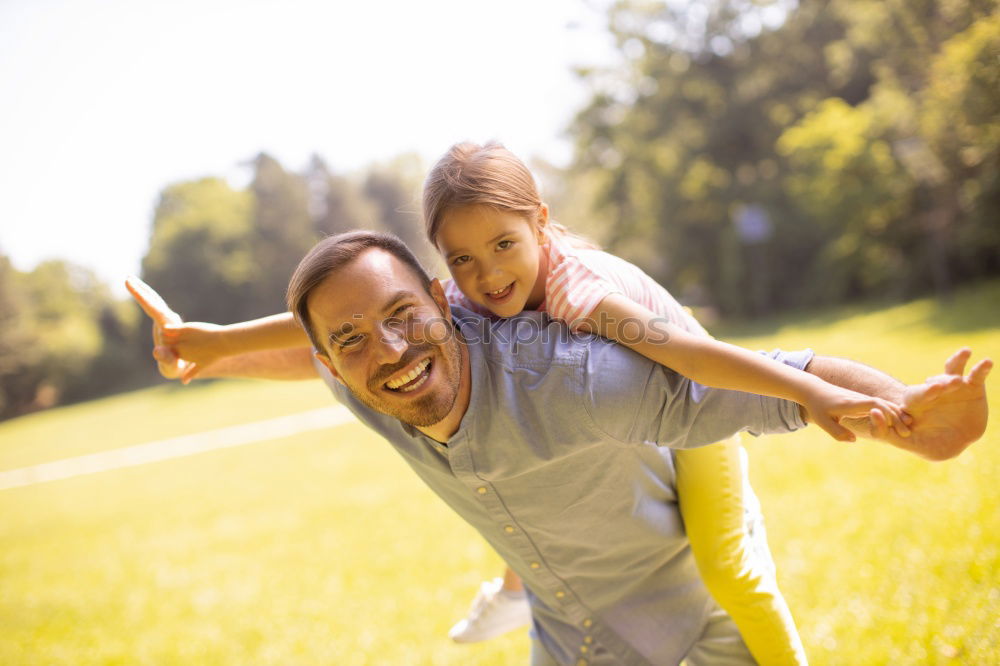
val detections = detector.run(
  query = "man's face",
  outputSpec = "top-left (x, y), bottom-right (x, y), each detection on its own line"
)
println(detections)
top-left (308, 248), bottom-right (463, 427)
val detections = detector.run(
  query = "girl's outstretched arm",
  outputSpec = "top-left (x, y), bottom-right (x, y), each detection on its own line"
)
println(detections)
top-left (582, 293), bottom-right (910, 442)
top-left (126, 276), bottom-right (310, 383)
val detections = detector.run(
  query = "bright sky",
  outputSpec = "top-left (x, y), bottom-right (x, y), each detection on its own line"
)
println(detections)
top-left (0, 0), bottom-right (617, 294)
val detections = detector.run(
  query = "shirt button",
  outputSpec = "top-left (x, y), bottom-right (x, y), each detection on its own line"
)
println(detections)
top-left (583, 619), bottom-right (592, 628)
top-left (580, 645), bottom-right (589, 654)
top-left (577, 660), bottom-right (588, 666)
top-left (477, 487), bottom-right (487, 494)
top-left (555, 590), bottom-right (565, 599)
top-left (584, 636), bottom-right (593, 644)
top-left (504, 525), bottom-right (515, 534)
top-left (530, 562), bottom-right (540, 569)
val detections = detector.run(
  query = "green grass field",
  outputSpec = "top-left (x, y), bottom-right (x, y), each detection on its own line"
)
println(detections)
top-left (2, 281), bottom-right (998, 665)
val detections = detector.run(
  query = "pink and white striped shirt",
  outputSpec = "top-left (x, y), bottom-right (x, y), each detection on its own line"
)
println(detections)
top-left (443, 229), bottom-right (708, 337)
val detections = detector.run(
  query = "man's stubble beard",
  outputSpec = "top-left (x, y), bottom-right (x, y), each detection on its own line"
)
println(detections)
top-left (350, 334), bottom-right (464, 428)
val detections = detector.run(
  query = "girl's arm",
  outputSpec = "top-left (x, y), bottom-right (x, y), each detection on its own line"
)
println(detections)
top-left (126, 277), bottom-right (310, 383)
top-left (581, 293), bottom-right (910, 442)
top-left (161, 312), bottom-right (308, 375)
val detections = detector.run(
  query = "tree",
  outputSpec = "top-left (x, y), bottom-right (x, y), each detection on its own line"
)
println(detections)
top-left (141, 177), bottom-right (257, 323)
top-left (363, 154), bottom-right (440, 272)
top-left (569, 0), bottom-right (999, 314)
top-left (304, 154), bottom-right (379, 238)
top-left (0, 253), bottom-right (40, 418)
top-left (248, 153), bottom-right (316, 314)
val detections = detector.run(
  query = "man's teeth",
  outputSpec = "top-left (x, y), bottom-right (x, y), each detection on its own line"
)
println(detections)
top-left (385, 359), bottom-right (431, 391)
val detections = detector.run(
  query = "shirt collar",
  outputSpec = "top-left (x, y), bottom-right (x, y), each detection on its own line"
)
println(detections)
top-left (442, 305), bottom-right (490, 445)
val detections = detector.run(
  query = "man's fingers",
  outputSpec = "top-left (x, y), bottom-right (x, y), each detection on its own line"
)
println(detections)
top-left (125, 276), bottom-right (182, 326)
top-left (913, 378), bottom-right (963, 407)
top-left (943, 347), bottom-right (971, 376)
top-left (920, 382), bottom-right (945, 402)
top-left (969, 358), bottom-right (993, 386)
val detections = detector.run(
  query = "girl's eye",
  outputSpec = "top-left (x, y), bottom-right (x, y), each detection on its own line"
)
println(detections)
top-left (497, 240), bottom-right (514, 250)
top-left (451, 255), bottom-right (471, 266)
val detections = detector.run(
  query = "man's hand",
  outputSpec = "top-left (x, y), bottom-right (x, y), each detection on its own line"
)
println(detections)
top-left (125, 276), bottom-right (194, 382)
top-left (846, 348), bottom-right (992, 461)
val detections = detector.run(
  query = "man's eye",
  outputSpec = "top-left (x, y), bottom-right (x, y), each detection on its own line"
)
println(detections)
top-left (451, 255), bottom-right (471, 266)
top-left (340, 335), bottom-right (364, 350)
top-left (497, 240), bottom-right (514, 250)
top-left (392, 304), bottom-right (412, 317)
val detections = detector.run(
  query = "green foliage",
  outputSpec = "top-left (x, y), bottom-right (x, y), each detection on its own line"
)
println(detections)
top-left (141, 177), bottom-right (256, 324)
top-left (362, 154), bottom-right (440, 270)
top-left (305, 155), bottom-right (379, 238)
top-left (3, 150), bottom-right (443, 421)
top-left (569, 0), bottom-right (1000, 315)
top-left (0, 255), bottom-right (144, 420)
top-left (920, 13), bottom-right (1000, 279)
top-left (0, 254), bottom-right (41, 417)
top-left (139, 153), bottom-right (435, 326)
top-left (777, 98), bottom-right (914, 300)
top-left (248, 154), bottom-right (316, 315)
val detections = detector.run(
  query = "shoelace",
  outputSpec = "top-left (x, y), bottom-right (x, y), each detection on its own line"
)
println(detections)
top-left (465, 582), bottom-right (497, 621)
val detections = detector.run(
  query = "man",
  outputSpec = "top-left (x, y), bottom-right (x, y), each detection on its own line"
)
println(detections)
top-left (131, 231), bottom-right (990, 665)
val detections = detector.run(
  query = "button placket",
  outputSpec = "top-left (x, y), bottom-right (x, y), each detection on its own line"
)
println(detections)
top-left (451, 435), bottom-right (599, 649)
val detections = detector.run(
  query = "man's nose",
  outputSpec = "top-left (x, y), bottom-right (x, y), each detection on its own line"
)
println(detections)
top-left (374, 324), bottom-right (408, 365)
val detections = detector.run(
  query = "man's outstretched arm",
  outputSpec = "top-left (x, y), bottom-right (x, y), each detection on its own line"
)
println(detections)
top-left (804, 349), bottom-right (991, 461)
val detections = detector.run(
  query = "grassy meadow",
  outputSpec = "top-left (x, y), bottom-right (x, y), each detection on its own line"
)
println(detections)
top-left (1, 280), bottom-right (998, 665)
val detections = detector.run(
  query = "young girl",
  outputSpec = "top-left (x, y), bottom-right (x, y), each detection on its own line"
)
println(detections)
top-left (145, 142), bottom-right (908, 665)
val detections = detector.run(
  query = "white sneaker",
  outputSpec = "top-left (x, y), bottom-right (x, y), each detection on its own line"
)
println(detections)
top-left (448, 577), bottom-right (532, 643)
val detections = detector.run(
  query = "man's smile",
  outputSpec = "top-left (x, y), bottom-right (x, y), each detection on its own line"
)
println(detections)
top-left (384, 358), bottom-right (432, 392)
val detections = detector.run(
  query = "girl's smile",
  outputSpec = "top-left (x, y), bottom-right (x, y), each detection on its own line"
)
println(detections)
top-left (484, 281), bottom-right (516, 303)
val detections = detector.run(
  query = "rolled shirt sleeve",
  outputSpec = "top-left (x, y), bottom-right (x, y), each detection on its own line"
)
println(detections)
top-left (583, 342), bottom-right (814, 448)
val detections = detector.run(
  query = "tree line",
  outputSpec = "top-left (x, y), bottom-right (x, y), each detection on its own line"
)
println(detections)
top-left (2, 0), bottom-right (997, 420)
top-left (567, 0), bottom-right (998, 316)
top-left (0, 154), bottom-right (435, 420)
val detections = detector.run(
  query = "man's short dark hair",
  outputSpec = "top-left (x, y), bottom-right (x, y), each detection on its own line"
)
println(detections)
top-left (286, 231), bottom-right (433, 354)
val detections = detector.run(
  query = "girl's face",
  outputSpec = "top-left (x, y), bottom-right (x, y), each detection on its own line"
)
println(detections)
top-left (436, 204), bottom-right (549, 318)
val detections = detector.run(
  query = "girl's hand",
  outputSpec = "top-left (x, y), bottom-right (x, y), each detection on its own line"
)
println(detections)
top-left (160, 322), bottom-right (233, 383)
top-left (125, 276), bottom-right (192, 382)
top-left (804, 384), bottom-right (912, 443)
top-left (125, 276), bottom-right (225, 384)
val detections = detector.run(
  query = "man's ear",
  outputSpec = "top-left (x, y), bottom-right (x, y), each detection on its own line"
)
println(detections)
top-left (429, 278), bottom-right (452, 322)
top-left (314, 350), bottom-right (344, 385)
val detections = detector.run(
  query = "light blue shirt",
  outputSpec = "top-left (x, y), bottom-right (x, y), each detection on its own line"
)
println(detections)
top-left (317, 307), bottom-right (811, 665)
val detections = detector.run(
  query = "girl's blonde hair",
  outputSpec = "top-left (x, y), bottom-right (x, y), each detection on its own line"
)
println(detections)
top-left (423, 141), bottom-right (596, 249)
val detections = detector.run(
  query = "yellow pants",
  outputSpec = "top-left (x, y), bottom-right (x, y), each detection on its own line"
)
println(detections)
top-left (676, 437), bottom-right (808, 665)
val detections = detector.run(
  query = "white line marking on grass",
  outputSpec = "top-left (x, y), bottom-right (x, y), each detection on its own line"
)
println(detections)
top-left (0, 406), bottom-right (356, 491)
